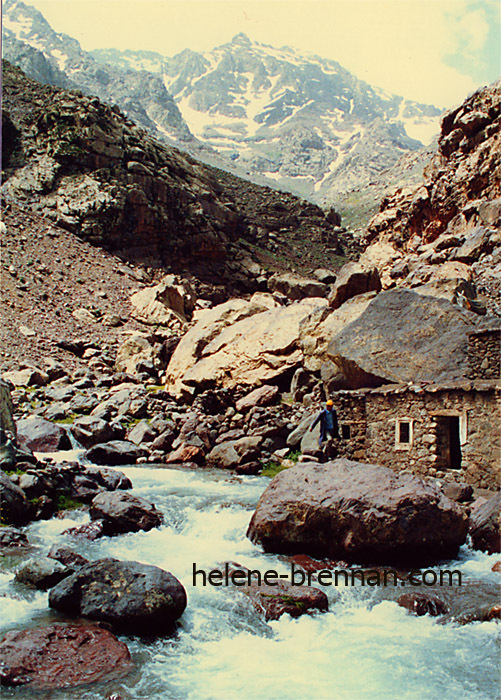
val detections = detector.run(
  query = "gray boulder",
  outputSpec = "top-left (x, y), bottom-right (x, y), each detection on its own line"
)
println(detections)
top-left (0, 379), bottom-right (16, 436)
top-left (84, 440), bottom-right (146, 465)
top-left (206, 436), bottom-right (262, 471)
top-left (16, 416), bottom-right (71, 453)
top-left (247, 459), bottom-right (469, 565)
top-left (49, 558), bottom-right (187, 633)
top-left (15, 556), bottom-right (70, 589)
top-left (89, 491), bottom-right (163, 535)
top-left (268, 272), bottom-right (328, 300)
top-left (327, 288), bottom-right (492, 387)
top-left (71, 416), bottom-right (123, 449)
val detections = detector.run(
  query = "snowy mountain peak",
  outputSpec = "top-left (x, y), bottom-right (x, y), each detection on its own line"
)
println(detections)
top-left (230, 32), bottom-right (253, 47)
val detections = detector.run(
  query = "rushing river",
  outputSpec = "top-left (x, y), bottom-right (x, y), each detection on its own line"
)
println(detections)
top-left (0, 464), bottom-right (499, 700)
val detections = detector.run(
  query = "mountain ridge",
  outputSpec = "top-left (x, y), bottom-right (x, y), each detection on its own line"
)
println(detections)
top-left (3, 0), bottom-right (441, 223)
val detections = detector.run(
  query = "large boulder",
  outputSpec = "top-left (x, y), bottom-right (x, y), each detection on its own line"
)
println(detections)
top-left (71, 416), bottom-right (123, 449)
top-left (469, 494), bottom-right (500, 554)
top-left (16, 416), bottom-right (71, 453)
top-left (89, 491), bottom-right (163, 535)
top-left (268, 272), bottom-right (328, 300)
top-left (115, 334), bottom-right (162, 376)
top-left (0, 470), bottom-right (30, 525)
top-left (165, 294), bottom-right (327, 395)
top-left (206, 436), bottom-right (262, 472)
top-left (246, 459), bottom-right (469, 565)
top-left (0, 624), bottom-right (132, 689)
top-left (327, 288), bottom-right (493, 387)
top-left (328, 262), bottom-right (381, 309)
top-left (130, 275), bottom-right (195, 325)
top-left (49, 558), bottom-right (187, 633)
top-left (299, 292), bottom-right (375, 372)
top-left (84, 440), bottom-right (146, 466)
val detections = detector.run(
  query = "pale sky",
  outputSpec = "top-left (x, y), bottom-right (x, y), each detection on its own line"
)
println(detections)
top-left (22, 0), bottom-right (501, 108)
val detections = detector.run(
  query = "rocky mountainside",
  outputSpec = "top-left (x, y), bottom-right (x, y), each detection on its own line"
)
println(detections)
top-left (2, 61), bottom-right (349, 291)
top-left (2, 0), bottom-right (192, 144)
top-left (358, 80), bottom-right (501, 316)
top-left (2, 0), bottom-right (440, 224)
top-left (94, 34), bottom-right (441, 206)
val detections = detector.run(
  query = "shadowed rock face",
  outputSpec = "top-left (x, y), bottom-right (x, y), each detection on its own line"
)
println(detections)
top-left (327, 288), bottom-right (494, 387)
top-left (1, 61), bottom-right (338, 289)
top-left (0, 624), bottom-right (133, 689)
top-left (247, 459), bottom-right (469, 566)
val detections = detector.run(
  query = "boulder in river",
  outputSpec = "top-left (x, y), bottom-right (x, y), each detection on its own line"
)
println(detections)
top-left (84, 440), bottom-right (146, 465)
top-left (89, 491), bottom-right (163, 535)
top-left (15, 556), bottom-right (70, 590)
top-left (0, 623), bottom-right (132, 689)
top-left (16, 416), bottom-right (71, 453)
top-left (246, 459), bottom-right (469, 565)
top-left (49, 558), bottom-right (187, 633)
top-left (469, 493), bottom-right (500, 554)
top-left (397, 592), bottom-right (449, 617)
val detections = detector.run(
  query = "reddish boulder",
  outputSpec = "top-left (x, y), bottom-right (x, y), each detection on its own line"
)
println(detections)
top-left (397, 592), bottom-right (449, 617)
top-left (246, 581), bottom-right (328, 621)
top-left (166, 443), bottom-right (205, 464)
top-left (247, 459), bottom-right (469, 566)
top-left (0, 624), bottom-right (132, 689)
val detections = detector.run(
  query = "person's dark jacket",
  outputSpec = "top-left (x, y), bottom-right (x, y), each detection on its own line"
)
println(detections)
top-left (311, 407), bottom-right (339, 442)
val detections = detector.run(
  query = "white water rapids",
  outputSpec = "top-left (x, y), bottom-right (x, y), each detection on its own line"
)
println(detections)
top-left (0, 465), bottom-right (499, 700)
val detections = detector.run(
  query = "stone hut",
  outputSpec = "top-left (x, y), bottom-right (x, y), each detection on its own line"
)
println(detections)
top-left (333, 381), bottom-right (500, 490)
top-left (330, 327), bottom-right (500, 490)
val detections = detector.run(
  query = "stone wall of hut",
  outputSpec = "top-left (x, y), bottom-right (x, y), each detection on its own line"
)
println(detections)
top-left (467, 329), bottom-right (500, 380)
top-left (333, 387), bottom-right (500, 490)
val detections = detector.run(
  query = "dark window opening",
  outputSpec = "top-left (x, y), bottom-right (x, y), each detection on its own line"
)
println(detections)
top-left (341, 424), bottom-right (351, 440)
top-left (398, 421), bottom-right (410, 444)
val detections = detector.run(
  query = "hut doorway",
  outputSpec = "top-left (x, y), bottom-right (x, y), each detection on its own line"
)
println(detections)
top-left (435, 415), bottom-right (462, 470)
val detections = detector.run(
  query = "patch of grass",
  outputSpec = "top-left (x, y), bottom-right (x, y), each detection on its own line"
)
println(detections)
top-left (260, 460), bottom-right (291, 478)
top-left (286, 450), bottom-right (301, 463)
top-left (3, 467), bottom-right (27, 477)
top-left (56, 494), bottom-right (84, 512)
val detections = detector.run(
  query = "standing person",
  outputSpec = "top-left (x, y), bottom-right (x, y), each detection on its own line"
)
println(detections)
top-left (310, 400), bottom-right (339, 448)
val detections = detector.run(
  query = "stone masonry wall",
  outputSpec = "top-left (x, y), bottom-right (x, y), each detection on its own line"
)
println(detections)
top-left (331, 394), bottom-right (366, 461)
top-left (335, 388), bottom-right (500, 490)
top-left (468, 329), bottom-right (501, 380)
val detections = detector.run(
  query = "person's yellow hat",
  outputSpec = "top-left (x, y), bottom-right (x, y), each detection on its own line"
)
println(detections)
top-left (326, 400), bottom-right (334, 406)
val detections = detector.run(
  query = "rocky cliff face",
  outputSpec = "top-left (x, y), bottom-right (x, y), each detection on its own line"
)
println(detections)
top-left (1, 61), bottom-right (343, 290)
top-left (358, 81), bottom-right (501, 315)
